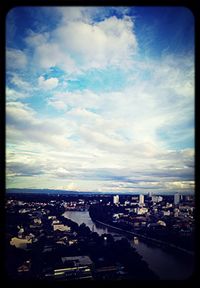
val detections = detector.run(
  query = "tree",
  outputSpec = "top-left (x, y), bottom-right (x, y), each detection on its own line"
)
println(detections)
top-left (78, 223), bottom-right (91, 237)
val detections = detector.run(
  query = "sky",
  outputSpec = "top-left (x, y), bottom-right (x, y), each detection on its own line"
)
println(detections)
top-left (6, 6), bottom-right (194, 194)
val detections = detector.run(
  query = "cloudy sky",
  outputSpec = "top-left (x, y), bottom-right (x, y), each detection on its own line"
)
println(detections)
top-left (6, 6), bottom-right (194, 194)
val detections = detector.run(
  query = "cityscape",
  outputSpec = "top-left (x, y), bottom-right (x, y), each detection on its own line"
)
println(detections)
top-left (5, 190), bottom-right (195, 281)
top-left (5, 5), bottom-right (195, 283)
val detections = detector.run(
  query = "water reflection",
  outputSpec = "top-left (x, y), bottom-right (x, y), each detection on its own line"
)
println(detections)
top-left (63, 210), bottom-right (108, 235)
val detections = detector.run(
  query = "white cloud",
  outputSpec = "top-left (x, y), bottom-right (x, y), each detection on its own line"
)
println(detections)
top-left (38, 76), bottom-right (59, 90)
top-left (34, 42), bottom-right (78, 72)
top-left (6, 102), bottom-right (70, 150)
top-left (6, 87), bottom-right (28, 101)
top-left (25, 30), bottom-right (49, 47)
top-left (48, 90), bottom-right (101, 111)
top-left (47, 53), bottom-right (194, 150)
top-left (6, 52), bottom-right (193, 191)
top-left (6, 48), bottom-right (27, 69)
top-left (10, 74), bottom-right (31, 90)
top-left (6, 101), bottom-right (35, 122)
top-left (101, 179), bottom-right (195, 193)
top-left (6, 7), bottom-right (194, 193)
top-left (56, 6), bottom-right (94, 23)
top-left (54, 15), bottom-right (136, 70)
top-left (25, 9), bottom-right (137, 73)
top-left (6, 74), bottom-right (35, 102)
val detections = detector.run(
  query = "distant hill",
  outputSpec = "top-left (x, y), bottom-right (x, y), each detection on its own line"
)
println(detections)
top-left (6, 188), bottom-right (99, 195)
top-left (5, 188), bottom-right (193, 196)
top-left (6, 188), bottom-right (143, 196)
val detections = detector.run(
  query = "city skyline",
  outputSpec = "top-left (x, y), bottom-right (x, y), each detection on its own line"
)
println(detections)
top-left (6, 6), bottom-right (194, 194)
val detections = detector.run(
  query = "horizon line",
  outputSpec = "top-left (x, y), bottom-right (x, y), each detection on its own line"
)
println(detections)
top-left (6, 188), bottom-right (194, 196)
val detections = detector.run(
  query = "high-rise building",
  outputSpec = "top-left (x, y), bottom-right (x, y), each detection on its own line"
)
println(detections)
top-left (174, 193), bottom-right (180, 205)
top-left (113, 195), bottom-right (119, 205)
top-left (139, 194), bottom-right (144, 205)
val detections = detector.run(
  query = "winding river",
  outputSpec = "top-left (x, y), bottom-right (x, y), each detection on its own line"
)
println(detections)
top-left (63, 210), bottom-right (194, 280)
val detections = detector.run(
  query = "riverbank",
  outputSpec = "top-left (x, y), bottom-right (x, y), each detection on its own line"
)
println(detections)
top-left (94, 220), bottom-right (194, 256)
top-left (63, 210), bottom-right (195, 279)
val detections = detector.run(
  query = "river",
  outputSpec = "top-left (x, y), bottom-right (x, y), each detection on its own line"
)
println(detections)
top-left (63, 210), bottom-right (194, 280)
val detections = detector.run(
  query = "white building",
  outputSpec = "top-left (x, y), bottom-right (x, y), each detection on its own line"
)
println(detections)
top-left (137, 207), bottom-right (148, 215)
top-left (139, 194), bottom-right (144, 205)
top-left (10, 237), bottom-right (32, 250)
top-left (174, 193), bottom-right (180, 205)
top-left (124, 200), bottom-right (130, 206)
top-left (151, 195), bottom-right (163, 203)
top-left (162, 210), bottom-right (171, 216)
top-left (113, 195), bottom-right (119, 205)
top-left (53, 224), bottom-right (71, 232)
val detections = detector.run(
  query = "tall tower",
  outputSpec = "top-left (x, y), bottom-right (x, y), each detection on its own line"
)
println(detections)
top-left (113, 195), bottom-right (119, 205)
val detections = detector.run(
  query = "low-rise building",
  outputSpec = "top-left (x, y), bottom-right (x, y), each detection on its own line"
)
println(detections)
top-left (10, 237), bottom-right (32, 250)
top-left (44, 256), bottom-right (94, 280)
top-left (53, 224), bottom-right (71, 232)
